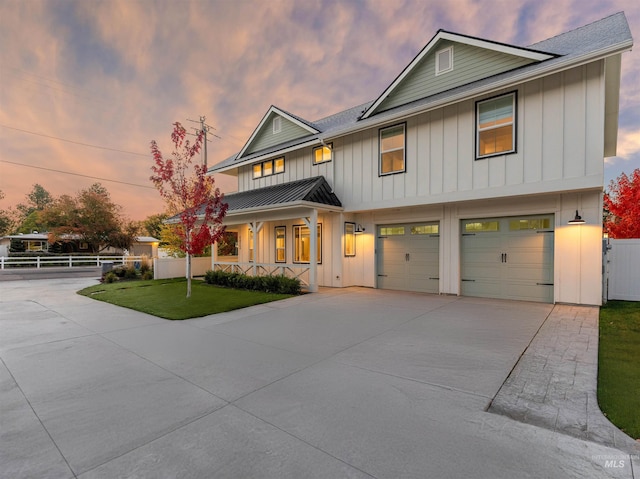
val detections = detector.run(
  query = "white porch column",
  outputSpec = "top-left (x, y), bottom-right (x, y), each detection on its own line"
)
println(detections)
top-left (211, 238), bottom-right (218, 271)
top-left (249, 221), bottom-right (263, 276)
top-left (304, 209), bottom-right (318, 292)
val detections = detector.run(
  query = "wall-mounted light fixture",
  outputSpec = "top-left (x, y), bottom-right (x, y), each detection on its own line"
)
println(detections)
top-left (568, 210), bottom-right (585, 225)
top-left (354, 224), bottom-right (366, 234)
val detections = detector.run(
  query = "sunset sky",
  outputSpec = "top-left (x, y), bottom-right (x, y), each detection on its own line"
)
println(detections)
top-left (1, 0), bottom-right (639, 221)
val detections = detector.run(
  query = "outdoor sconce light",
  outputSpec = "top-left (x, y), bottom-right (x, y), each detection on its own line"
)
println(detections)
top-left (354, 224), bottom-right (366, 234)
top-left (568, 210), bottom-right (586, 225)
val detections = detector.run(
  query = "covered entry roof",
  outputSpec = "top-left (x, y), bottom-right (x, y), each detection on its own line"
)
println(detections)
top-left (223, 176), bottom-right (342, 212)
top-left (167, 176), bottom-right (343, 225)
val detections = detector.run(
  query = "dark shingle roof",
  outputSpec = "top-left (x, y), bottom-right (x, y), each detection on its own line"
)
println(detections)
top-left (223, 176), bottom-right (341, 212)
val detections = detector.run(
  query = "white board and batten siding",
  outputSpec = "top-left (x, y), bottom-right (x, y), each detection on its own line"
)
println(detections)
top-left (331, 63), bottom-right (605, 211)
top-left (607, 239), bottom-right (640, 301)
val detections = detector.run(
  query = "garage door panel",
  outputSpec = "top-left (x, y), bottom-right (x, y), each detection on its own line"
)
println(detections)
top-left (461, 215), bottom-right (554, 303)
top-left (461, 280), bottom-right (502, 298)
top-left (504, 283), bottom-right (553, 302)
top-left (378, 224), bottom-right (439, 294)
top-left (463, 265), bottom-right (501, 280)
top-left (506, 265), bottom-right (553, 282)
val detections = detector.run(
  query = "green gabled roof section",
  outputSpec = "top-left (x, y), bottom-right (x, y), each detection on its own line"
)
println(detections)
top-left (361, 30), bottom-right (555, 119)
top-left (238, 106), bottom-right (320, 158)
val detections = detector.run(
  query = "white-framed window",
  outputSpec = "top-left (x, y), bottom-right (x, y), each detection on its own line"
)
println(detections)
top-left (476, 92), bottom-right (516, 159)
top-left (435, 46), bottom-right (453, 75)
top-left (252, 157), bottom-right (285, 179)
top-left (344, 222), bottom-right (355, 257)
top-left (275, 226), bottom-right (286, 263)
top-left (274, 157), bottom-right (285, 173)
top-left (313, 144), bottom-right (332, 164)
top-left (272, 116), bottom-right (281, 134)
top-left (379, 123), bottom-right (406, 175)
top-left (263, 160), bottom-right (273, 176)
top-left (293, 224), bottom-right (322, 264)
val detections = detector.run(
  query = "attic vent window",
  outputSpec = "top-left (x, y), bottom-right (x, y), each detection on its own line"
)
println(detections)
top-left (272, 117), bottom-right (281, 134)
top-left (435, 46), bottom-right (453, 75)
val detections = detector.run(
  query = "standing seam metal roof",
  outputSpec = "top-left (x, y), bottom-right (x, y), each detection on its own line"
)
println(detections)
top-left (219, 176), bottom-right (342, 213)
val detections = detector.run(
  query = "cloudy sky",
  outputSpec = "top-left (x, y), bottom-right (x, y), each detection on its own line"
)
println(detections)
top-left (1, 0), bottom-right (638, 220)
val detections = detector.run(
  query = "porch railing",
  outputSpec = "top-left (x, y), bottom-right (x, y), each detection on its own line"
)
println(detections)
top-left (212, 261), bottom-right (311, 286)
top-left (0, 255), bottom-right (146, 270)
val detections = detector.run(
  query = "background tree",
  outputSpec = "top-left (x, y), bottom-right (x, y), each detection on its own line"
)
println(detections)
top-left (40, 183), bottom-right (138, 252)
top-left (14, 184), bottom-right (52, 234)
top-left (17, 184), bottom-right (53, 217)
top-left (141, 213), bottom-right (168, 240)
top-left (0, 190), bottom-right (17, 236)
top-left (150, 122), bottom-right (228, 297)
top-left (604, 168), bottom-right (640, 238)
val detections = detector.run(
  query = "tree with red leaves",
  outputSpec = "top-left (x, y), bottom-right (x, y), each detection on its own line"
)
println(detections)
top-left (603, 168), bottom-right (640, 238)
top-left (150, 122), bottom-right (228, 297)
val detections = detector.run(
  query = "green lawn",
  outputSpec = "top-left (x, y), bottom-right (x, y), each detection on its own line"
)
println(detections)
top-left (78, 278), bottom-right (294, 320)
top-left (598, 300), bottom-right (640, 439)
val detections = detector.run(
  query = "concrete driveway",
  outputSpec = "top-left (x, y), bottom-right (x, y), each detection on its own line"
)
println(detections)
top-left (0, 278), bottom-right (634, 478)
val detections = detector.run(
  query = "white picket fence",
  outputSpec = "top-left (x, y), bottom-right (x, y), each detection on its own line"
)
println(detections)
top-left (605, 239), bottom-right (640, 301)
top-left (0, 255), bottom-right (146, 270)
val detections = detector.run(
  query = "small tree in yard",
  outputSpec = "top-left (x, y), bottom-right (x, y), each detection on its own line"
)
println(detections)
top-left (604, 168), bottom-right (640, 238)
top-left (150, 122), bottom-right (228, 297)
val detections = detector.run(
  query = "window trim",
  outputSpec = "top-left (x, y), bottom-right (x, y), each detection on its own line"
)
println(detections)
top-left (275, 226), bottom-right (286, 263)
top-left (293, 224), bottom-right (322, 264)
top-left (435, 46), bottom-right (453, 76)
top-left (274, 157), bottom-right (285, 174)
top-left (475, 91), bottom-right (517, 160)
top-left (272, 116), bottom-right (281, 134)
top-left (313, 144), bottom-right (333, 165)
top-left (344, 222), bottom-right (356, 257)
top-left (252, 156), bottom-right (285, 179)
top-left (379, 123), bottom-right (406, 176)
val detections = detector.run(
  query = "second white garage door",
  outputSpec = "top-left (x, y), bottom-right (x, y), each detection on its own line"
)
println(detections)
top-left (460, 215), bottom-right (554, 303)
top-left (377, 223), bottom-right (439, 293)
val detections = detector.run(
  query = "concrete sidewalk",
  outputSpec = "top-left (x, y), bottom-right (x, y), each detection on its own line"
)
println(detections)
top-left (1, 278), bottom-right (637, 478)
top-left (489, 304), bottom-right (640, 453)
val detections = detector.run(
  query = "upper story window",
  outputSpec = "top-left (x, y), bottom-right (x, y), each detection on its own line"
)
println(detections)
top-left (313, 144), bottom-right (332, 164)
top-left (253, 157), bottom-right (285, 179)
top-left (272, 116), bottom-right (281, 134)
top-left (379, 123), bottom-right (406, 175)
top-left (435, 46), bottom-right (453, 75)
top-left (476, 92), bottom-right (516, 159)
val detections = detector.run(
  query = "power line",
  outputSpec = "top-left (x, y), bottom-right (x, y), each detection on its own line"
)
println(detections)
top-left (0, 159), bottom-right (155, 190)
top-left (0, 124), bottom-right (149, 157)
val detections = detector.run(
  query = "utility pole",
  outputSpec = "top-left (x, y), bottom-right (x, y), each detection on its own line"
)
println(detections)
top-left (187, 116), bottom-right (220, 169)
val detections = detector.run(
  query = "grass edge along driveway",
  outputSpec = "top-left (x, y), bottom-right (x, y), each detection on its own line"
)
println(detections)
top-left (78, 278), bottom-right (294, 320)
top-left (598, 300), bottom-right (640, 439)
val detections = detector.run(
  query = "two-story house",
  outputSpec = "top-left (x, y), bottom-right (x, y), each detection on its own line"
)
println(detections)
top-left (207, 13), bottom-right (632, 305)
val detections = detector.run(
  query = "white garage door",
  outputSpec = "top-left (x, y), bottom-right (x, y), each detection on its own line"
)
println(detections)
top-left (377, 223), bottom-right (439, 293)
top-left (461, 215), bottom-right (554, 303)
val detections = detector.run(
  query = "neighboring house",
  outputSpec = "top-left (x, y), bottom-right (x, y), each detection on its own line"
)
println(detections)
top-left (206, 13), bottom-right (632, 305)
top-left (0, 234), bottom-right (159, 258)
